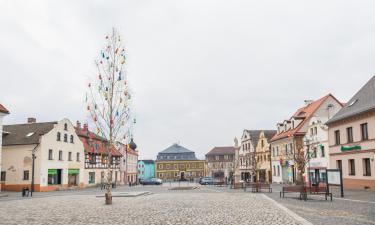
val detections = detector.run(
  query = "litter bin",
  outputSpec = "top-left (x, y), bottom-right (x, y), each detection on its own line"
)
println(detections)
top-left (22, 187), bottom-right (29, 197)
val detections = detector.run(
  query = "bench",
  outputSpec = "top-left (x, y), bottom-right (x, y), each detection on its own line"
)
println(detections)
top-left (280, 185), bottom-right (305, 200)
top-left (245, 183), bottom-right (272, 193)
top-left (306, 186), bottom-right (332, 201)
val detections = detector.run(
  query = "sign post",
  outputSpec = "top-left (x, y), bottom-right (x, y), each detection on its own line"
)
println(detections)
top-left (326, 169), bottom-right (344, 198)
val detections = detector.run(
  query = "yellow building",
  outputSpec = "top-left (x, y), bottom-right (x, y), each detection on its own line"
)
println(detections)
top-left (155, 144), bottom-right (205, 181)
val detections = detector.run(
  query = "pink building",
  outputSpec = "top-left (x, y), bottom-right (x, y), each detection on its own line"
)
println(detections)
top-left (327, 76), bottom-right (375, 190)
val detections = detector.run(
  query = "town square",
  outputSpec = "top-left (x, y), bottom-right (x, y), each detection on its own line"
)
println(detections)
top-left (0, 1), bottom-right (375, 225)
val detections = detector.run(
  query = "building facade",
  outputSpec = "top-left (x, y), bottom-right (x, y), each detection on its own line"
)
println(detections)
top-left (123, 141), bottom-right (138, 184)
top-left (270, 94), bottom-right (343, 184)
top-left (138, 160), bottom-right (155, 180)
top-left (2, 118), bottom-right (85, 191)
top-left (255, 130), bottom-right (277, 183)
top-left (327, 76), bottom-right (375, 190)
top-left (75, 122), bottom-right (122, 187)
top-left (155, 144), bottom-right (205, 181)
top-left (206, 146), bottom-right (235, 182)
top-left (0, 103), bottom-right (9, 191)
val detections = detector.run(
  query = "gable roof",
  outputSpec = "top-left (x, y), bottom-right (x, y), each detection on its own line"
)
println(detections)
top-left (206, 147), bottom-right (235, 156)
top-left (0, 104), bottom-right (9, 114)
top-left (245, 130), bottom-right (277, 147)
top-left (159, 143), bottom-right (194, 154)
top-left (270, 94), bottom-right (341, 142)
top-left (327, 76), bottom-right (375, 124)
top-left (2, 122), bottom-right (57, 146)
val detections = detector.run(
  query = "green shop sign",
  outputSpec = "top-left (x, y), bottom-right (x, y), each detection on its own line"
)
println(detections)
top-left (68, 169), bottom-right (80, 175)
top-left (48, 169), bottom-right (57, 175)
top-left (341, 145), bottom-right (361, 151)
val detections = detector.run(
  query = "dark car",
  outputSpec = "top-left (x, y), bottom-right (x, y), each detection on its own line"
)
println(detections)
top-left (140, 178), bottom-right (163, 185)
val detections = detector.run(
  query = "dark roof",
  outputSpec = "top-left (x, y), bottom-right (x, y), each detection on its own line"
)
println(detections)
top-left (245, 130), bottom-right (276, 147)
top-left (159, 144), bottom-right (194, 154)
top-left (0, 104), bottom-right (9, 114)
top-left (2, 122), bottom-right (57, 146)
top-left (327, 76), bottom-right (375, 124)
top-left (139, 160), bottom-right (154, 164)
top-left (206, 147), bottom-right (235, 156)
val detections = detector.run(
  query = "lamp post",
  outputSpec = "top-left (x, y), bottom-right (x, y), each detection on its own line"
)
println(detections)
top-left (30, 143), bottom-right (39, 197)
top-left (303, 138), bottom-right (311, 191)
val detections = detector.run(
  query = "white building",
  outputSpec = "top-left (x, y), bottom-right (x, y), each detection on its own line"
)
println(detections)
top-left (2, 118), bottom-right (85, 191)
top-left (0, 104), bottom-right (9, 191)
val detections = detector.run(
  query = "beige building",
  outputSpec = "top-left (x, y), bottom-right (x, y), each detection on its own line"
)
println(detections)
top-left (2, 118), bottom-right (85, 192)
top-left (327, 76), bottom-right (375, 190)
top-left (0, 103), bottom-right (9, 191)
top-left (270, 94), bottom-right (343, 184)
top-left (206, 146), bottom-right (236, 182)
top-left (255, 130), bottom-right (276, 183)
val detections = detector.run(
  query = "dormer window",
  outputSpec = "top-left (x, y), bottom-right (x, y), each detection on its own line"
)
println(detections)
top-left (64, 123), bottom-right (68, 131)
top-left (57, 132), bottom-right (61, 141)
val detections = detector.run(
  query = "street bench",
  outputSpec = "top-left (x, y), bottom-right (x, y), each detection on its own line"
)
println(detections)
top-left (245, 182), bottom-right (272, 193)
top-left (280, 185), bottom-right (305, 200)
top-left (306, 186), bottom-right (332, 201)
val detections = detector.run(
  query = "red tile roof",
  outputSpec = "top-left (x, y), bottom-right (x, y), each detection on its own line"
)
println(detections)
top-left (75, 127), bottom-right (122, 157)
top-left (270, 94), bottom-right (340, 142)
top-left (0, 104), bottom-right (9, 114)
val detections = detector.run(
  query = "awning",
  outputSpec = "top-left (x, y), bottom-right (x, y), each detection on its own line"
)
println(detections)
top-left (48, 169), bottom-right (57, 175)
top-left (68, 169), bottom-right (80, 175)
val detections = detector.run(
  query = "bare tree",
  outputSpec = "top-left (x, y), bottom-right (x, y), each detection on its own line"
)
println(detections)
top-left (86, 28), bottom-right (133, 204)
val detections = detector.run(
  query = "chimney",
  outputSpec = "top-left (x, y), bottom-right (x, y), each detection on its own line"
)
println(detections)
top-left (304, 100), bottom-right (314, 106)
top-left (76, 120), bottom-right (81, 129)
top-left (27, 117), bottom-right (36, 123)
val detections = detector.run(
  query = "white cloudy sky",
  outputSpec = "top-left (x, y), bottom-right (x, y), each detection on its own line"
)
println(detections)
top-left (0, 0), bottom-right (374, 159)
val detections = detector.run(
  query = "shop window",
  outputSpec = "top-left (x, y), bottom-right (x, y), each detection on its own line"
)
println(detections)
top-left (89, 172), bottom-right (95, 184)
top-left (48, 169), bottom-right (61, 185)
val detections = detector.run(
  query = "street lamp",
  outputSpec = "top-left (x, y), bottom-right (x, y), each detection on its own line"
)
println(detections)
top-left (303, 138), bottom-right (311, 191)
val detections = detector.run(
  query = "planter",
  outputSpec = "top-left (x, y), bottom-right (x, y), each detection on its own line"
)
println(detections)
top-left (105, 192), bottom-right (112, 205)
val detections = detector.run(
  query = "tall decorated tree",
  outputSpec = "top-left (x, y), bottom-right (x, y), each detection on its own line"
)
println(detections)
top-left (86, 28), bottom-right (133, 204)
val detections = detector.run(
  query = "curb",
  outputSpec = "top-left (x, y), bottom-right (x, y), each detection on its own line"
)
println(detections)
top-left (261, 194), bottom-right (313, 225)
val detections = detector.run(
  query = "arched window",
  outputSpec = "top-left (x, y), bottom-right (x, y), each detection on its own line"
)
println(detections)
top-left (64, 123), bottom-right (68, 131)
top-left (70, 135), bottom-right (74, 143)
top-left (64, 134), bottom-right (68, 142)
top-left (57, 132), bottom-right (61, 141)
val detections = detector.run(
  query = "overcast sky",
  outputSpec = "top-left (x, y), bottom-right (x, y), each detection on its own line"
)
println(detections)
top-left (1, 0), bottom-right (374, 159)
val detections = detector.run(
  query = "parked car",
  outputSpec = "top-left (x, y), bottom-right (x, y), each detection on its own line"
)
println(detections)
top-left (199, 177), bottom-right (214, 185)
top-left (140, 178), bottom-right (163, 185)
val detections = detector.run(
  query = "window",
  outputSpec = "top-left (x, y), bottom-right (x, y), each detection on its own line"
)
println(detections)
top-left (361, 123), bottom-right (369, 141)
top-left (70, 135), bottom-right (74, 143)
top-left (23, 170), bottom-right (29, 180)
top-left (261, 140), bottom-right (264, 148)
top-left (285, 144), bottom-right (288, 155)
top-left (68, 152), bottom-right (72, 161)
top-left (48, 149), bottom-right (53, 160)
top-left (348, 159), bottom-right (355, 176)
top-left (76, 152), bottom-right (80, 162)
top-left (59, 150), bottom-right (63, 160)
top-left (57, 132), bottom-right (61, 141)
top-left (289, 143), bottom-right (293, 154)
top-left (159, 164), bottom-right (163, 170)
top-left (89, 172), bottom-right (95, 184)
top-left (363, 158), bottom-right (371, 176)
top-left (64, 134), bottom-right (68, 142)
top-left (64, 123), bottom-right (68, 131)
top-left (314, 127), bottom-right (317, 135)
top-left (273, 166), bottom-right (276, 175)
top-left (215, 155), bottom-right (219, 161)
top-left (336, 160), bottom-right (342, 171)
top-left (310, 128), bottom-right (314, 135)
top-left (334, 130), bottom-right (340, 145)
top-left (276, 147), bottom-right (279, 156)
top-left (1, 171), bottom-right (5, 181)
top-left (277, 166), bottom-right (280, 176)
top-left (346, 127), bottom-right (353, 143)
top-left (321, 146), bottom-right (325, 157)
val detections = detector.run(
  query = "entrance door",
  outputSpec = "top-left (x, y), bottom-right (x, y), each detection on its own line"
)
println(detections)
top-left (68, 174), bottom-right (77, 186)
top-left (180, 172), bottom-right (185, 180)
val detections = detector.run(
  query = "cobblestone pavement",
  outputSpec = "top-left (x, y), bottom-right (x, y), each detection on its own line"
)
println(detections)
top-left (0, 191), bottom-right (303, 225)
